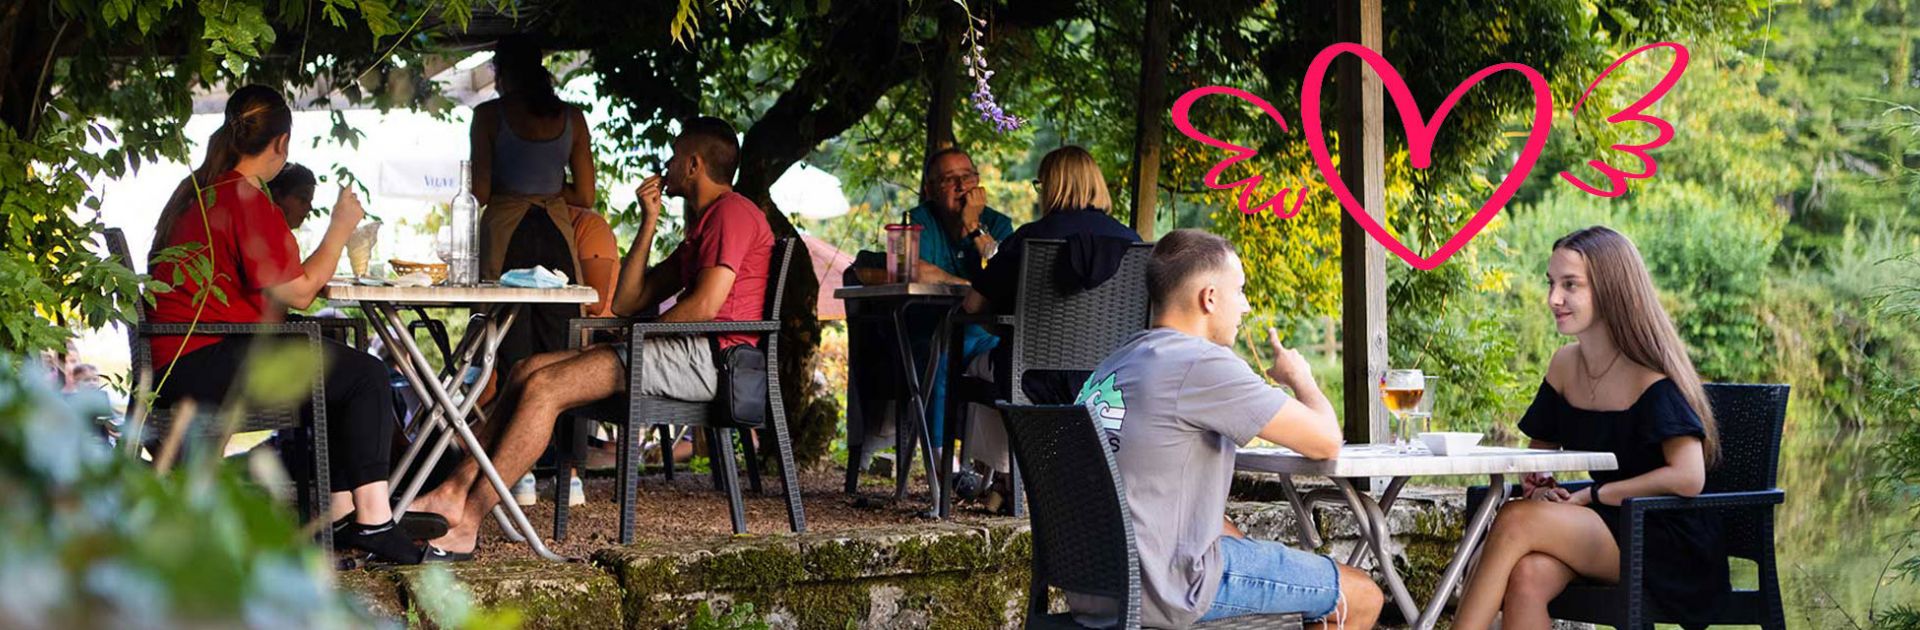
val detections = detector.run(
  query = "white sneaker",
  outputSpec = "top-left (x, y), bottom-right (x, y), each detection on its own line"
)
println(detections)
top-left (512, 472), bottom-right (538, 506)
top-left (568, 474), bottom-right (586, 507)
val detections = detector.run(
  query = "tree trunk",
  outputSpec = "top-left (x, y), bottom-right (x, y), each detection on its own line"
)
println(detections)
top-left (730, 3), bottom-right (922, 466)
top-left (1127, 0), bottom-right (1172, 239)
top-left (924, 2), bottom-right (964, 157)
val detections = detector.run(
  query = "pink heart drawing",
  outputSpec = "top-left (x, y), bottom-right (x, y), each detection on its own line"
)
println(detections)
top-left (1298, 43), bottom-right (1555, 270)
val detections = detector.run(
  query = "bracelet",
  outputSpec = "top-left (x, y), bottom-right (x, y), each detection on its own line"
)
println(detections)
top-left (1589, 479), bottom-right (1606, 505)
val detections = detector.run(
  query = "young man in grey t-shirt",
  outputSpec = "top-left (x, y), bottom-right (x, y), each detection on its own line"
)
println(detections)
top-left (1069, 229), bottom-right (1383, 629)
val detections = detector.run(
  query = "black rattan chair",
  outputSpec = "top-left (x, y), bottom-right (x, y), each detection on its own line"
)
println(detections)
top-left (105, 228), bottom-right (337, 550)
top-left (1466, 383), bottom-right (1790, 630)
top-left (558, 238), bottom-right (806, 541)
top-left (999, 403), bottom-right (1303, 630)
top-left (942, 239), bottom-right (1154, 519)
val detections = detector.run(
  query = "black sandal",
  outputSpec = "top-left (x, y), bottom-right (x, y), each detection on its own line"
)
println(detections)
top-left (333, 511), bottom-right (450, 541)
top-left (422, 545), bottom-right (475, 563)
top-left (336, 521), bottom-right (425, 565)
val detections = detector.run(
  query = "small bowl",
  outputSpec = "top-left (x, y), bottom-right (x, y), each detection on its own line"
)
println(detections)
top-left (1419, 432), bottom-right (1483, 456)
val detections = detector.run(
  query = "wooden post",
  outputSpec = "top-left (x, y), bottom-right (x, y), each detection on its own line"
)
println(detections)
top-left (924, 2), bottom-right (964, 156)
top-left (1337, 0), bottom-right (1389, 447)
top-left (1127, 0), bottom-right (1172, 239)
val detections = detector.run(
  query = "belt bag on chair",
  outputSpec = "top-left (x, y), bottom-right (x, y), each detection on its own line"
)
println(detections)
top-left (713, 341), bottom-right (768, 430)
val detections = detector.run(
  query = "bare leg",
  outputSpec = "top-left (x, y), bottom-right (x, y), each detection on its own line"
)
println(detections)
top-left (1454, 501), bottom-right (1619, 630)
top-left (1500, 552), bottom-right (1577, 630)
top-left (429, 347), bottom-right (626, 553)
top-left (413, 348), bottom-right (579, 518)
top-left (1313, 564), bottom-right (1384, 630)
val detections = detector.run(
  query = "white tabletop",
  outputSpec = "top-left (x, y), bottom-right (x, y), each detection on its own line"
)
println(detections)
top-left (833, 283), bottom-right (971, 300)
top-left (1236, 444), bottom-right (1618, 478)
top-left (321, 281), bottom-right (599, 305)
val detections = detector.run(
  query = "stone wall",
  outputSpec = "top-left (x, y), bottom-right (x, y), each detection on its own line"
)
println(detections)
top-left (341, 480), bottom-right (1473, 629)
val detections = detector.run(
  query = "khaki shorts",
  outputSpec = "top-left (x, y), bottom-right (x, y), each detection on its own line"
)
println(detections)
top-left (610, 334), bottom-right (717, 402)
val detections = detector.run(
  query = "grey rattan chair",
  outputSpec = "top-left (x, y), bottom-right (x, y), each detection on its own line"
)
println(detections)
top-left (942, 239), bottom-right (1154, 518)
top-left (558, 238), bottom-right (805, 541)
top-left (999, 403), bottom-right (1303, 630)
top-left (1467, 383), bottom-right (1790, 630)
top-left (105, 228), bottom-right (336, 550)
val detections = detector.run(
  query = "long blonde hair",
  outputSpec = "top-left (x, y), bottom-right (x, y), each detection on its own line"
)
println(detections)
top-left (1555, 226), bottom-right (1720, 467)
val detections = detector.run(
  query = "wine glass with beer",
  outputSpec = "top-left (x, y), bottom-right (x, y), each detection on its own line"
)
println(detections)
top-left (1378, 369), bottom-right (1426, 453)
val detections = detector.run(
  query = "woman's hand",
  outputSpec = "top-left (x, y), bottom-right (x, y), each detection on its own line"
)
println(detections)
top-left (1521, 472), bottom-right (1555, 496)
top-left (1524, 485), bottom-right (1571, 502)
top-left (329, 188), bottom-right (365, 230)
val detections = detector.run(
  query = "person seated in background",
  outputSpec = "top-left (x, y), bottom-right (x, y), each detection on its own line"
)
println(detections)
top-left (269, 163), bottom-right (318, 229)
top-left (411, 117), bottom-right (773, 560)
top-left (845, 147), bottom-right (1017, 478)
top-left (145, 85), bottom-right (422, 565)
top-left (1066, 228), bottom-right (1381, 629)
top-left (954, 144), bottom-right (1141, 512)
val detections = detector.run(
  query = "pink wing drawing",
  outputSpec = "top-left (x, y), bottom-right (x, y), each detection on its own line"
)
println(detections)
top-left (1559, 42), bottom-right (1691, 198)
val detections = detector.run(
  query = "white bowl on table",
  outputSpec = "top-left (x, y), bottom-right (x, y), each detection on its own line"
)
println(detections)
top-left (1419, 432), bottom-right (1482, 456)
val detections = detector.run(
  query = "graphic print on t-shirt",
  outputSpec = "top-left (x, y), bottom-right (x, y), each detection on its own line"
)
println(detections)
top-left (1075, 373), bottom-right (1127, 452)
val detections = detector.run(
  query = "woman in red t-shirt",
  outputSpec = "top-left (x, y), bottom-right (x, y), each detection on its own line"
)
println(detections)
top-left (146, 85), bottom-right (422, 564)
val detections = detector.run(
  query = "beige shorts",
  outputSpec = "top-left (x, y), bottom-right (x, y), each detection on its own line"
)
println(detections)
top-left (610, 334), bottom-right (717, 402)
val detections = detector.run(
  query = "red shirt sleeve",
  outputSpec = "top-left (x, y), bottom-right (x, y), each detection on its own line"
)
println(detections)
top-left (230, 184), bottom-right (303, 291)
top-left (694, 196), bottom-right (758, 274)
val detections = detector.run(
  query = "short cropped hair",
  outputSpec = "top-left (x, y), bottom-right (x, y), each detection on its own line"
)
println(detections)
top-left (920, 146), bottom-right (972, 199)
top-left (268, 163), bottom-right (316, 198)
top-left (1036, 145), bottom-right (1112, 212)
top-left (679, 116), bottom-right (741, 184)
top-left (1147, 229), bottom-right (1235, 307)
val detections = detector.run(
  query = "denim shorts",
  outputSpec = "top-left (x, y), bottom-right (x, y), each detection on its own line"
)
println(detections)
top-left (1196, 535), bottom-right (1342, 623)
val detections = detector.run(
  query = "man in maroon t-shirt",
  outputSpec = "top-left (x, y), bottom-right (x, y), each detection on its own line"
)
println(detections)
top-left (413, 117), bottom-right (773, 560)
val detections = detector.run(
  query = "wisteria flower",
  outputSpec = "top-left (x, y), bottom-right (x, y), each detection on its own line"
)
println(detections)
top-left (956, 3), bottom-right (1023, 133)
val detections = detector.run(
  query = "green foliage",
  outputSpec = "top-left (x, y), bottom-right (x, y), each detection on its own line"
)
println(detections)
top-left (0, 357), bottom-right (381, 628)
top-left (688, 601), bottom-right (771, 630)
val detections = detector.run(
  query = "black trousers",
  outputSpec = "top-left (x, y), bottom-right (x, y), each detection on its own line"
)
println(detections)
top-left (156, 336), bottom-right (396, 491)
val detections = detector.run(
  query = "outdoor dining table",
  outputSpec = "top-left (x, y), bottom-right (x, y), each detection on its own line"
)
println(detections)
top-left (321, 281), bottom-right (598, 562)
top-left (1236, 443), bottom-right (1618, 629)
top-left (832, 282), bottom-right (970, 516)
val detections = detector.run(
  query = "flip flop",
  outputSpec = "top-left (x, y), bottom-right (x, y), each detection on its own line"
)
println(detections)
top-left (332, 511), bottom-right (450, 541)
top-left (422, 545), bottom-right (474, 563)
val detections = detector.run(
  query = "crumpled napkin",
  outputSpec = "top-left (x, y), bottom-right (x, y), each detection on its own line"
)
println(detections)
top-left (499, 265), bottom-right (570, 289)
top-left (389, 272), bottom-right (434, 288)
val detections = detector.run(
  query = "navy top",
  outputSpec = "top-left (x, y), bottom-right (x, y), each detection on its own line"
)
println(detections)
top-left (974, 208), bottom-right (1139, 314)
top-left (1518, 378), bottom-right (1729, 622)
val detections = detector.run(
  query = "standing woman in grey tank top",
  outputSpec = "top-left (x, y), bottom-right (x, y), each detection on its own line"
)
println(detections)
top-left (470, 36), bottom-right (595, 207)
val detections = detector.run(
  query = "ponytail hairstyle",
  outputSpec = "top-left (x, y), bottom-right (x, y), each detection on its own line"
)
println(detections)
top-left (151, 85), bottom-right (293, 257)
top-left (1553, 226), bottom-right (1721, 468)
top-left (492, 35), bottom-right (565, 118)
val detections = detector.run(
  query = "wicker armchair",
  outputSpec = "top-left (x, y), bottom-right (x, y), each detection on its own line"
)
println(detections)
top-left (998, 403), bottom-right (1303, 630)
top-left (942, 239), bottom-right (1154, 518)
top-left (1466, 383), bottom-right (1790, 630)
top-left (555, 238), bottom-right (806, 542)
top-left (105, 228), bottom-right (338, 550)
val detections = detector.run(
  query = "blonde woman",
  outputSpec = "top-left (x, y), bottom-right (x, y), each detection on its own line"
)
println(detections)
top-left (955, 145), bottom-right (1142, 512)
top-left (1454, 226), bottom-right (1726, 629)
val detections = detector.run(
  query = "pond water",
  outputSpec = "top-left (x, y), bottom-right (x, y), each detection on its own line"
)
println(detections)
top-left (1772, 423), bottom-right (1916, 628)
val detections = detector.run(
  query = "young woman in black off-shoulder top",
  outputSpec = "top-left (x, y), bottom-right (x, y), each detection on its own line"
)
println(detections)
top-left (1453, 226), bottom-right (1728, 630)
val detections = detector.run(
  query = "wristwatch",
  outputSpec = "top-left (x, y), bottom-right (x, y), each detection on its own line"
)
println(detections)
top-left (965, 226), bottom-right (987, 240)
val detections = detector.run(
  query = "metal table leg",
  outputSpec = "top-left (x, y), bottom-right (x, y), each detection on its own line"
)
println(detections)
top-left (1276, 474), bottom-right (1322, 548)
top-left (1332, 476), bottom-right (1420, 625)
top-left (887, 305), bottom-right (943, 516)
top-left (1347, 476), bottom-right (1408, 567)
top-left (377, 301), bottom-right (567, 561)
top-left (1413, 473), bottom-right (1506, 630)
top-left (386, 305), bottom-right (514, 514)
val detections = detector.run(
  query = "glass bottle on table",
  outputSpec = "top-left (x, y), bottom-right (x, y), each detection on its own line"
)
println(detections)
top-left (448, 160), bottom-right (480, 285)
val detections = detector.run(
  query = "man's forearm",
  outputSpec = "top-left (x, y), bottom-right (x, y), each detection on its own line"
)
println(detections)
top-left (610, 220), bottom-right (657, 314)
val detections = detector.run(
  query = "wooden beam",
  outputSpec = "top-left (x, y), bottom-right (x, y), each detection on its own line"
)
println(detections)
top-left (1127, 0), bottom-right (1172, 239)
top-left (1337, 0), bottom-right (1389, 446)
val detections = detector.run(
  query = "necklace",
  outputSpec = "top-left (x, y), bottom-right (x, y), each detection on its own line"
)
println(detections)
top-left (1578, 345), bottom-right (1623, 403)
